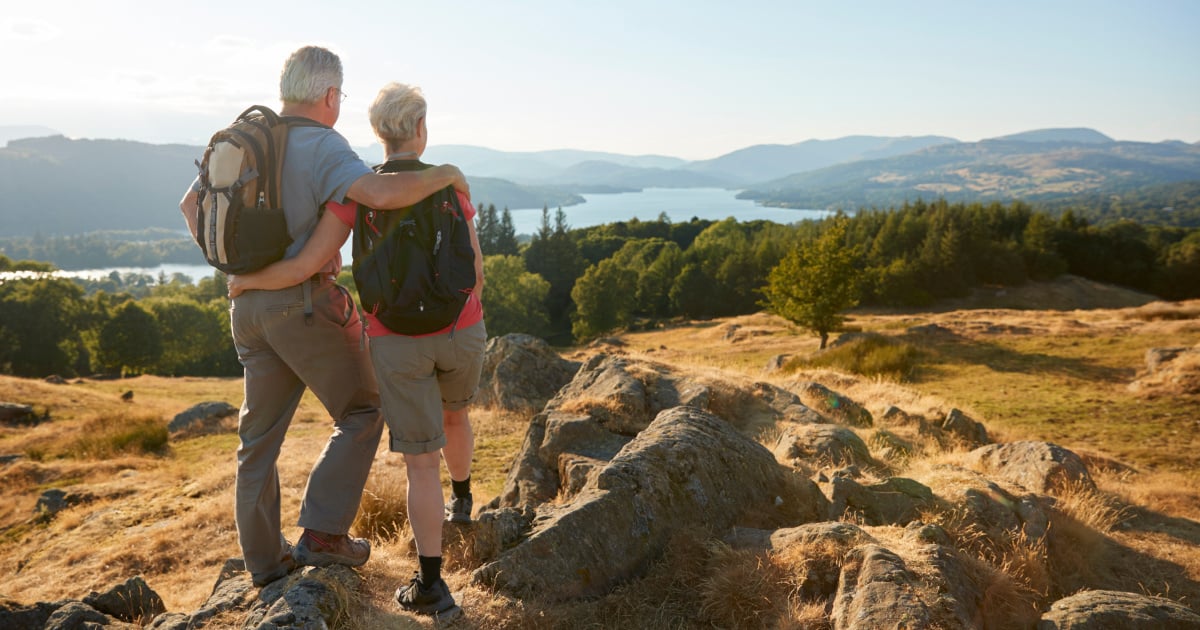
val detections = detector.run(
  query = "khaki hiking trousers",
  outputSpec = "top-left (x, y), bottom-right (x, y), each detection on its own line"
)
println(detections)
top-left (229, 276), bottom-right (383, 581)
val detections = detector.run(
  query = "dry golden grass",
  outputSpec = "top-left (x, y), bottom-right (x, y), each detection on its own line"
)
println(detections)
top-left (0, 288), bottom-right (1197, 626)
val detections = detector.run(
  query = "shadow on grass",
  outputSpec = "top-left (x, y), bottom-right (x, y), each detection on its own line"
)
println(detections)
top-left (1125, 505), bottom-right (1200, 546)
top-left (901, 331), bottom-right (1129, 384)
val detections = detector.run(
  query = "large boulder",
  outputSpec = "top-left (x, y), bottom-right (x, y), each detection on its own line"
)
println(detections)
top-left (1039, 590), bottom-right (1200, 629)
top-left (475, 334), bottom-right (581, 411)
top-left (795, 382), bottom-right (873, 427)
top-left (83, 576), bottom-right (166, 623)
top-left (45, 601), bottom-right (137, 629)
top-left (474, 406), bottom-right (824, 601)
top-left (824, 476), bottom-right (936, 525)
top-left (941, 408), bottom-right (990, 447)
top-left (830, 544), bottom-right (932, 630)
top-left (726, 521), bottom-right (876, 552)
top-left (922, 466), bottom-right (1052, 542)
top-left (0, 402), bottom-right (38, 426)
top-left (149, 559), bottom-right (360, 630)
top-left (963, 441), bottom-right (1094, 494)
top-left (773, 423), bottom-right (872, 468)
top-left (0, 598), bottom-right (64, 630)
top-left (495, 355), bottom-right (818, 509)
top-left (168, 401), bottom-right (237, 435)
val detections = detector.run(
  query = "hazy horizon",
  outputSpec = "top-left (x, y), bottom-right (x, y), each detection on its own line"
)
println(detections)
top-left (3, 1), bottom-right (1198, 160)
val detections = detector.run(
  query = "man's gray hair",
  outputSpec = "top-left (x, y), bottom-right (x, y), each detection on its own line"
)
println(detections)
top-left (279, 46), bottom-right (343, 105)
top-left (369, 82), bottom-right (427, 147)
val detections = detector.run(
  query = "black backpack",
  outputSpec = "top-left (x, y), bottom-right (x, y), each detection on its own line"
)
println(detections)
top-left (352, 160), bottom-right (476, 335)
top-left (194, 105), bottom-right (323, 274)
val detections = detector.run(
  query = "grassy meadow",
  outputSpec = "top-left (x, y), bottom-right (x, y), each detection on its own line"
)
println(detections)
top-left (1, 282), bottom-right (1198, 627)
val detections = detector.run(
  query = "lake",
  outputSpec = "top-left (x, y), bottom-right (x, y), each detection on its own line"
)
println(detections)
top-left (3, 188), bottom-right (826, 285)
top-left (505, 187), bottom-right (825, 235)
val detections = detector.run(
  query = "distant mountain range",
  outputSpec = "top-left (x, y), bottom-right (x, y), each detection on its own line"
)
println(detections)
top-left (0, 125), bottom-right (1196, 237)
top-left (738, 130), bottom-right (1200, 208)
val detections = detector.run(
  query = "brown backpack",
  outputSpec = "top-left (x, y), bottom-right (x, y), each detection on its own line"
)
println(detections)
top-left (193, 105), bottom-right (322, 274)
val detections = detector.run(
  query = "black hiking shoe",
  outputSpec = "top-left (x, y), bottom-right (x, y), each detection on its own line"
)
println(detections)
top-left (395, 573), bottom-right (461, 619)
top-left (445, 494), bottom-right (473, 524)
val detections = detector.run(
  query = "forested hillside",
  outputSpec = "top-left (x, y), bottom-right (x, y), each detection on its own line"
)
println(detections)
top-left (4, 200), bottom-right (1196, 379)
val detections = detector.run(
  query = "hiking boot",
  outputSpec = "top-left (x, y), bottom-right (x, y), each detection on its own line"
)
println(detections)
top-left (445, 494), bottom-right (473, 524)
top-left (292, 529), bottom-right (371, 567)
top-left (395, 573), bottom-right (461, 619)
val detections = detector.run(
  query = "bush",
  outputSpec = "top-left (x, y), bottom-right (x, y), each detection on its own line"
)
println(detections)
top-left (789, 333), bottom-right (922, 381)
top-left (66, 413), bottom-right (169, 459)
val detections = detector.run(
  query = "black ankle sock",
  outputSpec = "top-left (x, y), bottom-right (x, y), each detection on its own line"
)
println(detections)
top-left (418, 555), bottom-right (442, 588)
top-left (451, 475), bottom-right (471, 499)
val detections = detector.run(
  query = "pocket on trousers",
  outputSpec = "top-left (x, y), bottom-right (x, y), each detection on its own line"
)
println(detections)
top-left (327, 283), bottom-right (357, 328)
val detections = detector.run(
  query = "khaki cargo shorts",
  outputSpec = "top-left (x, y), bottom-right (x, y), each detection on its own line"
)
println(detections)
top-left (369, 321), bottom-right (487, 454)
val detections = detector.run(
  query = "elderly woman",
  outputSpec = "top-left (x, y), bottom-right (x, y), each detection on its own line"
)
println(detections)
top-left (228, 83), bottom-right (484, 620)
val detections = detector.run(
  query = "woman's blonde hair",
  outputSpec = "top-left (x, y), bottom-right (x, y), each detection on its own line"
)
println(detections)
top-left (369, 82), bottom-right (427, 148)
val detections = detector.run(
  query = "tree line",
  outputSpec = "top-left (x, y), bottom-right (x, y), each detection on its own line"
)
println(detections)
top-left (2, 197), bottom-right (1197, 378)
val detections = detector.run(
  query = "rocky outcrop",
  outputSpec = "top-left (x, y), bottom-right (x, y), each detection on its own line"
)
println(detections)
top-left (474, 406), bottom-right (825, 601)
top-left (1039, 589), bottom-right (1200, 629)
top-left (0, 402), bottom-right (39, 426)
top-left (830, 544), bottom-right (933, 629)
top-left (773, 423), bottom-right (873, 468)
top-left (496, 354), bottom-right (822, 509)
top-left (475, 334), bottom-right (581, 411)
top-left (0, 598), bottom-right (64, 630)
top-left (147, 559), bottom-right (362, 630)
top-left (941, 408), bottom-right (990, 447)
top-left (3, 561), bottom-right (361, 630)
top-left (823, 476), bottom-right (936, 525)
top-left (80, 576), bottom-right (165, 623)
top-left (168, 401), bottom-right (238, 435)
top-left (726, 521), bottom-right (876, 551)
top-left (1129, 343), bottom-right (1200, 396)
top-left (1145, 347), bottom-right (1189, 374)
top-left (923, 466), bottom-right (1052, 542)
top-left (795, 381), bottom-right (873, 427)
top-left (963, 441), bottom-right (1095, 494)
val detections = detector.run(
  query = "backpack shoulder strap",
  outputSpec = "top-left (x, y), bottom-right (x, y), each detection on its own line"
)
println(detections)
top-left (237, 104), bottom-right (281, 126)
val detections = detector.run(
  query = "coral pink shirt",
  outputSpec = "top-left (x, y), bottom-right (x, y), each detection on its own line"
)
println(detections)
top-left (327, 190), bottom-right (483, 338)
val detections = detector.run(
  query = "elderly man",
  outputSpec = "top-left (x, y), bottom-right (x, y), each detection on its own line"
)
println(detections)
top-left (179, 46), bottom-right (468, 588)
top-left (228, 82), bottom-right (484, 620)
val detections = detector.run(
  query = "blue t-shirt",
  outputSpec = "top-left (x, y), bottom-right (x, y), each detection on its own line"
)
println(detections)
top-left (281, 126), bottom-right (372, 270)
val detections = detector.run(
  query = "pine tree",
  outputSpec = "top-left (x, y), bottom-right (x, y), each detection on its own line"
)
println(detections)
top-left (475, 202), bottom-right (496, 253)
top-left (495, 207), bottom-right (520, 256)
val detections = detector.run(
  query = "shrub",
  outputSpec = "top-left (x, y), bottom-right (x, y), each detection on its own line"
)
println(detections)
top-left (66, 413), bottom-right (168, 459)
top-left (788, 333), bottom-right (923, 381)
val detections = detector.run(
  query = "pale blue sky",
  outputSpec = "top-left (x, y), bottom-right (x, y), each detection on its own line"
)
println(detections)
top-left (2, 0), bottom-right (1197, 159)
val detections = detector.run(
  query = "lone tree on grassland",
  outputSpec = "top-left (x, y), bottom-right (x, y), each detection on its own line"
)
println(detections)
top-left (762, 215), bottom-right (862, 349)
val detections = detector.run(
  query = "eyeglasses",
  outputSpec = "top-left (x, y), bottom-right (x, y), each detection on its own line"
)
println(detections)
top-left (332, 87), bottom-right (348, 103)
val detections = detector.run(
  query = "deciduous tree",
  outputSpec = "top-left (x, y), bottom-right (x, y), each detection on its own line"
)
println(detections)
top-left (763, 216), bottom-right (861, 349)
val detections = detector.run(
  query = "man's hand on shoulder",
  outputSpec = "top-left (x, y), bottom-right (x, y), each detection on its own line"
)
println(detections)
top-left (433, 164), bottom-right (469, 197)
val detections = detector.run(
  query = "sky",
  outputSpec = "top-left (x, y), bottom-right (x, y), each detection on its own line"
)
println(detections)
top-left (2, 0), bottom-right (1198, 160)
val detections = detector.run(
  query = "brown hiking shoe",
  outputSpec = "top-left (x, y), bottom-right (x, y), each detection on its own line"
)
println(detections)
top-left (292, 529), bottom-right (371, 567)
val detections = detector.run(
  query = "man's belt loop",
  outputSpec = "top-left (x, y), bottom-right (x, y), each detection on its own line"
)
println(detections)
top-left (302, 280), bottom-right (314, 326)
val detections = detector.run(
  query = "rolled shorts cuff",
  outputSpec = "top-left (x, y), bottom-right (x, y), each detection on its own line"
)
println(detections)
top-left (389, 431), bottom-right (447, 455)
